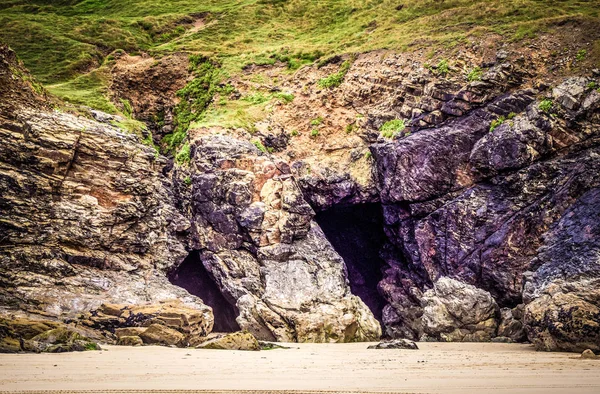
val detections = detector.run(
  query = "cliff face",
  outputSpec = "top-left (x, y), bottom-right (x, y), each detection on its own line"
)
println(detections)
top-left (1, 41), bottom-right (599, 352)
top-left (0, 45), bottom-right (209, 331)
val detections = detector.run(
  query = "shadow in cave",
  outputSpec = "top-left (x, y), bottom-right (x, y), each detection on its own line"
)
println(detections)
top-left (168, 251), bottom-right (240, 332)
top-left (315, 203), bottom-right (387, 323)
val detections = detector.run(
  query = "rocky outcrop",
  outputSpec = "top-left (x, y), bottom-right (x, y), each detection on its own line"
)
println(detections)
top-left (2, 39), bottom-right (600, 352)
top-left (522, 188), bottom-right (600, 352)
top-left (173, 136), bottom-right (381, 342)
top-left (370, 76), bottom-right (600, 348)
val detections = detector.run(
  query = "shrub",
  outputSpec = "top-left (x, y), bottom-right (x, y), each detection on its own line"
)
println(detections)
top-left (587, 81), bottom-right (597, 90)
top-left (436, 59), bottom-right (450, 76)
top-left (507, 112), bottom-right (517, 120)
top-left (379, 119), bottom-right (406, 138)
top-left (310, 129), bottom-right (319, 138)
top-left (467, 66), bottom-right (483, 81)
top-left (290, 129), bottom-right (299, 137)
top-left (345, 124), bottom-right (354, 133)
top-left (119, 98), bottom-right (133, 118)
top-left (317, 60), bottom-right (351, 89)
top-left (489, 116), bottom-right (506, 132)
top-left (175, 142), bottom-right (191, 165)
top-left (310, 116), bottom-right (324, 126)
top-left (252, 139), bottom-right (268, 153)
top-left (576, 49), bottom-right (587, 62)
top-left (183, 176), bottom-right (192, 186)
top-left (274, 92), bottom-right (294, 103)
top-left (539, 99), bottom-right (553, 113)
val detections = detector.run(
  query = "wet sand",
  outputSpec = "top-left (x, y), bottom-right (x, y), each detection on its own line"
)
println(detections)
top-left (1, 342), bottom-right (599, 394)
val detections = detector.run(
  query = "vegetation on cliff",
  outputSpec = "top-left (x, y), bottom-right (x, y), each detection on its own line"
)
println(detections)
top-left (1, 0), bottom-right (599, 100)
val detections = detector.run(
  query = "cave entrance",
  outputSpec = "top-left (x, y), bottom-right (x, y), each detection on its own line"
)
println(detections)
top-left (315, 203), bottom-right (387, 323)
top-left (168, 251), bottom-right (240, 332)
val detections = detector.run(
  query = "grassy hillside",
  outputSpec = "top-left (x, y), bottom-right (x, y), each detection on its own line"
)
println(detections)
top-left (2, 0), bottom-right (599, 83)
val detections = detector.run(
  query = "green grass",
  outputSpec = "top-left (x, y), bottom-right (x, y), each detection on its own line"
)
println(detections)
top-left (380, 119), bottom-right (406, 138)
top-left (3, 1), bottom-right (597, 90)
top-left (46, 67), bottom-right (117, 113)
top-left (318, 59), bottom-right (351, 88)
top-left (539, 99), bottom-right (553, 113)
top-left (489, 115), bottom-right (506, 132)
top-left (1, 0), bottom-right (599, 147)
top-left (175, 142), bottom-right (191, 165)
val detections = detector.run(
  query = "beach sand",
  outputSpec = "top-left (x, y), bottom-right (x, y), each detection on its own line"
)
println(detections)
top-left (1, 342), bottom-right (599, 394)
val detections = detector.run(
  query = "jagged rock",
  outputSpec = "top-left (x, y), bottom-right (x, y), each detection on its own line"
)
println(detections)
top-left (117, 336), bottom-right (144, 346)
top-left (196, 331), bottom-right (260, 351)
top-left (0, 45), bottom-right (213, 348)
top-left (368, 339), bottom-right (418, 350)
top-left (139, 324), bottom-right (185, 346)
top-left (420, 278), bottom-right (499, 342)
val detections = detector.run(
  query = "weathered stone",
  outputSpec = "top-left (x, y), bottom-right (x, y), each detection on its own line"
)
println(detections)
top-left (139, 324), bottom-right (185, 346)
top-left (196, 331), bottom-right (260, 351)
top-left (368, 339), bottom-right (418, 350)
top-left (497, 307), bottom-right (527, 342)
top-left (581, 349), bottom-right (598, 359)
top-left (25, 328), bottom-right (100, 353)
top-left (114, 327), bottom-right (147, 338)
top-left (117, 335), bottom-right (144, 346)
top-left (420, 278), bottom-right (499, 342)
top-left (523, 188), bottom-right (600, 352)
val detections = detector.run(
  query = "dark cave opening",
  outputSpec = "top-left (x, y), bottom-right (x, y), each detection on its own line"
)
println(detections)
top-left (168, 251), bottom-right (240, 332)
top-left (315, 203), bottom-right (388, 323)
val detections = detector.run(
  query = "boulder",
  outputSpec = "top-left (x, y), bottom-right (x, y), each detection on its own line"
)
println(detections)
top-left (497, 306), bottom-right (527, 342)
top-left (368, 339), bottom-right (418, 350)
top-left (117, 336), bottom-right (144, 347)
top-left (24, 328), bottom-right (100, 353)
top-left (88, 301), bottom-right (213, 342)
top-left (139, 324), bottom-right (185, 346)
top-left (196, 331), bottom-right (260, 351)
top-left (420, 278), bottom-right (499, 342)
top-left (581, 349), bottom-right (598, 359)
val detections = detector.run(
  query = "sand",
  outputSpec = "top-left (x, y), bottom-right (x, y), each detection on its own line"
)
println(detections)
top-left (1, 342), bottom-right (599, 394)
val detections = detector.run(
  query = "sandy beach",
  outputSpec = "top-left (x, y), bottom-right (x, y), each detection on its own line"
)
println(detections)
top-left (1, 342), bottom-right (599, 394)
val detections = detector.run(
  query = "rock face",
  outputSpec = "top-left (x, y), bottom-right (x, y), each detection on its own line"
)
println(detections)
top-left (522, 188), bottom-right (600, 352)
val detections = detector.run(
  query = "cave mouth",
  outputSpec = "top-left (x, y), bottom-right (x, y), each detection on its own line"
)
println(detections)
top-left (168, 250), bottom-right (240, 332)
top-left (315, 203), bottom-right (387, 323)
